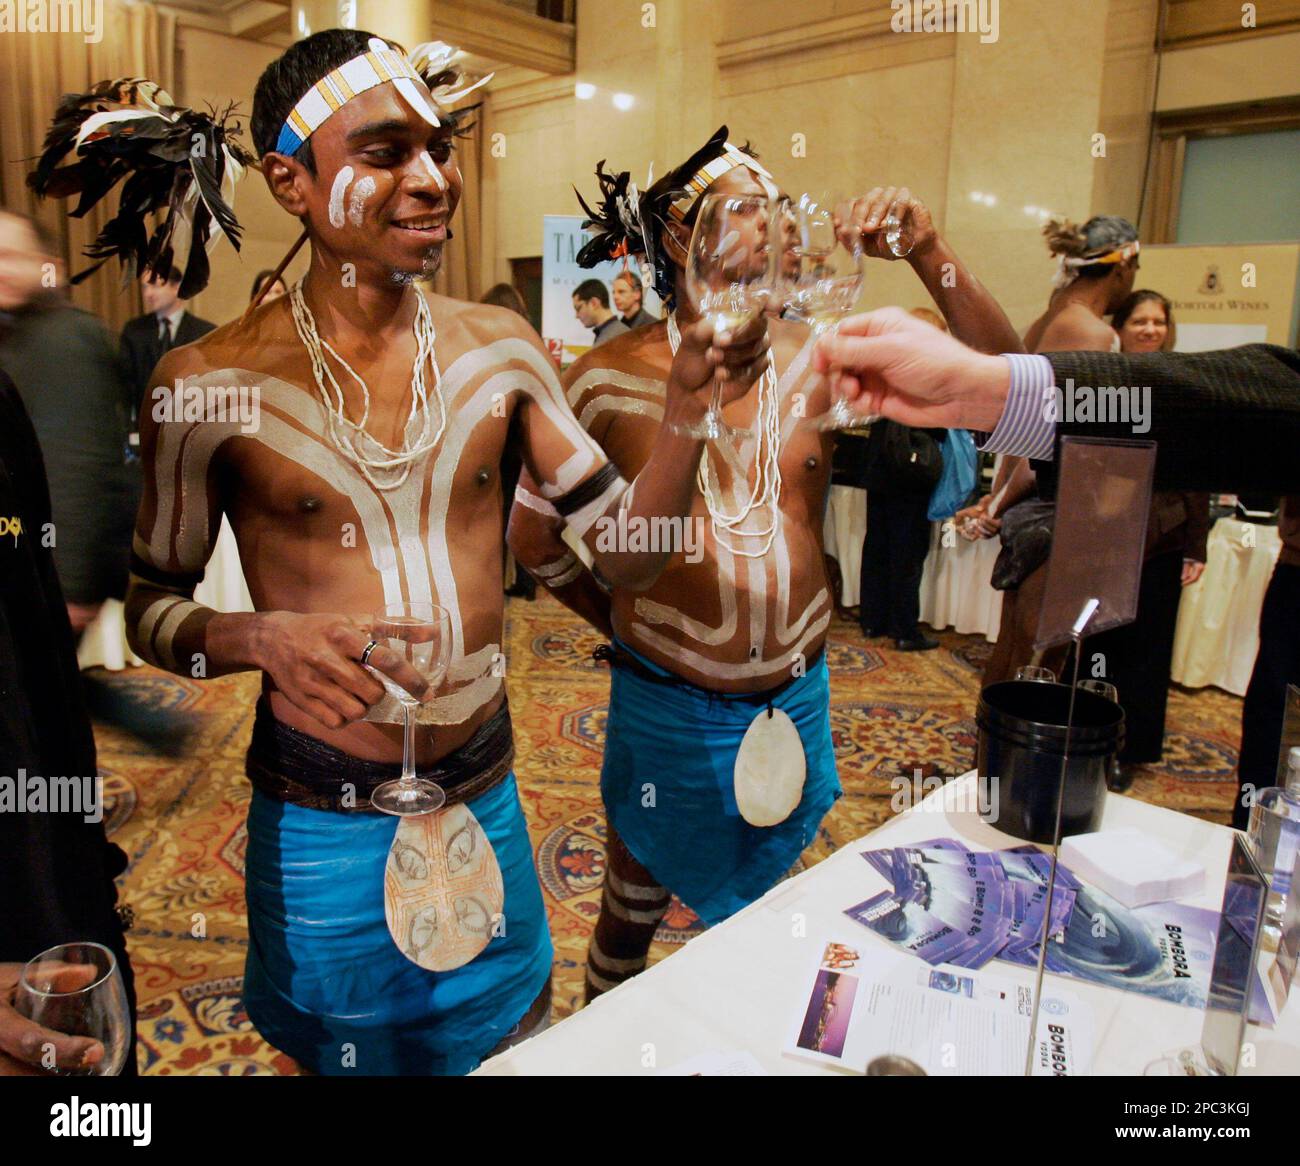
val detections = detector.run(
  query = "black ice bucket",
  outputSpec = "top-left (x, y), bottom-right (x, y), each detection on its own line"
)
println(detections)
top-left (975, 681), bottom-right (1125, 844)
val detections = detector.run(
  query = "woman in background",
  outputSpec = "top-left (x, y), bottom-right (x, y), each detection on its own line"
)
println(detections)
top-left (249, 270), bottom-right (288, 303)
top-left (1088, 290), bottom-right (1208, 790)
top-left (961, 216), bottom-right (1142, 685)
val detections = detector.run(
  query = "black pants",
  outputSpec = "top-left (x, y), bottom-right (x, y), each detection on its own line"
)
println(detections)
top-left (860, 490), bottom-right (932, 640)
top-left (1234, 562), bottom-right (1300, 829)
top-left (1083, 549), bottom-right (1184, 765)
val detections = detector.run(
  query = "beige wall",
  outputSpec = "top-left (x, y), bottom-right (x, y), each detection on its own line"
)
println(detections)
top-left (169, 1), bottom-right (1296, 335)
top-left (483, 0), bottom-right (1167, 332)
top-left (1157, 29), bottom-right (1300, 111)
top-left (173, 28), bottom-right (309, 329)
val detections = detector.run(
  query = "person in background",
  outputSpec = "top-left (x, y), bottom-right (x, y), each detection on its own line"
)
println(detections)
top-left (612, 268), bottom-right (657, 330)
top-left (1235, 495), bottom-right (1300, 827)
top-left (959, 215), bottom-right (1141, 685)
top-left (482, 281), bottom-right (530, 319)
top-left (481, 282), bottom-right (537, 600)
top-left (858, 306), bottom-right (946, 651)
top-left (0, 365), bottom-right (137, 1077)
top-left (0, 209), bottom-right (135, 636)
top-left (120, 265), bottom-right (216, 430)
top-left (249, 269), bottom-right (289, 304)
top-left (572, 278), bottom-right (628, 348)
top-left (1086, 290), bottom-right (1208, 791)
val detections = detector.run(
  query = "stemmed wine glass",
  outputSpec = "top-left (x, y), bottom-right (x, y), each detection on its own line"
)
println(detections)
top-left (673, 190), bottom-right (776, 441)
top-left (781, 192), bottom-right (867, 431)
top-left (15, 942), bottom-right (131, 1076)
top-left (365, 601), bottom-right (452, 816)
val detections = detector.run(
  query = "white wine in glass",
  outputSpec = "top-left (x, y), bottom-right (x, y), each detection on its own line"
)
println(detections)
top-left (365, 602), bottom-right (453, 816)
top-left (781, 193), bottom-right (867, 431)
top-left (16, 942), bottom-right (131, 1076)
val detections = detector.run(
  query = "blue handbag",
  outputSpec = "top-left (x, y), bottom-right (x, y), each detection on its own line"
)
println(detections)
top-left (927, 429), bottom-right (978, 521)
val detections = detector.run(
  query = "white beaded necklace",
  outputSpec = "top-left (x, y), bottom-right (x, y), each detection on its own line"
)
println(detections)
top-left (289, 280), bottom-right (447, 490)
top-left (667, 311), bottom-right (782, 558)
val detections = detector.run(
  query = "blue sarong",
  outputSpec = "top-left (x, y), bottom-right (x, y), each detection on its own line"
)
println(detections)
top-left (601, 642), bottom-right (840, 926)
top-left (242, 770), bottom-right (551, 1076)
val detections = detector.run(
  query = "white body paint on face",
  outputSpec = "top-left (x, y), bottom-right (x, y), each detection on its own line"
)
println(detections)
top-left (418, 150), bottom-right (448, 192)
top-left (328, 165), bottom-right (355, 229)
top-left (347, 175), bottom-right (377, 226)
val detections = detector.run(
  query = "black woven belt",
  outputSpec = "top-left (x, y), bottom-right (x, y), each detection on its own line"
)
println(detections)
top-left (245, 698), bottom-right (514, 813)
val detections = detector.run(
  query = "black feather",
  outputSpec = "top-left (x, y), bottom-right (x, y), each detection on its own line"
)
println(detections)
top-left (27, 78), bottom-right (250, 296)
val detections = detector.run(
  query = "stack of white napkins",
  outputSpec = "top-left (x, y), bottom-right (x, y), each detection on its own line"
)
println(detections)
top-left (1060, 828), bottom-right (1204, 908)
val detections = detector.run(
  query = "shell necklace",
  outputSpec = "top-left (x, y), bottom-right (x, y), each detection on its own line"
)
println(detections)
top-left (667, 311), bottom-right (782, 558)
top-left (289, 279), bottom-right (447, 490)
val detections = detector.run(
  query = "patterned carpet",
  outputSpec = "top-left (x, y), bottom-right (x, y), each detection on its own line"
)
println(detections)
top-left (90, 594), bottom-right (1245, 1075)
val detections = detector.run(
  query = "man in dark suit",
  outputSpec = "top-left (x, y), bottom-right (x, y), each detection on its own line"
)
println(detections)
top-left (0, 210), bottom-right (136, 629)
top-left (0, 366), bottom-right (138, 1076)
top-left (119, 267), bottom-right (215, 432)
top-left (812, 307), bottom-right (1300, 493)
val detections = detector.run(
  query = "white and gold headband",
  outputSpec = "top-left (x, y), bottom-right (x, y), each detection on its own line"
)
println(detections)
top-left (274, 37), bottom-right (491, 157)
top-left (1053, 238), bottom-right (1140, 289)
top-left (667, 141), bottom-right (774, 223)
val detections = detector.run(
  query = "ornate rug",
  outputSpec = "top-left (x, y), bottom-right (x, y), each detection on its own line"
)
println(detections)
top-left (90, 595), bottom-right (1245, 1074)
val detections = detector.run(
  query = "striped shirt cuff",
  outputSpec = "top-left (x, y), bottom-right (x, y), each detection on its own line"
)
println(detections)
top-left (976, 354), bottom-right (1056, 461)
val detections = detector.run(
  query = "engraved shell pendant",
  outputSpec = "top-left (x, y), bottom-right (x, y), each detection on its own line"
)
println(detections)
top-left (733, 707), bottom-right (806, 828)
top-left (384, 802), bottom-right (505, 971)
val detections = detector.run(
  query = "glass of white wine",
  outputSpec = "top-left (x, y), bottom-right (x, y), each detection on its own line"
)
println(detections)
top-left (676, 190), bottom-right (776, 441)
top-left (781, 192), bottom-right (867, 431)
top-left (365, 601), bottom-right (453, 817)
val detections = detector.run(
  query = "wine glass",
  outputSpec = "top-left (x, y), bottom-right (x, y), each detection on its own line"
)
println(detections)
top-left (879, 200), bottom-right (915, 259)
top-left (15, 942), bottom-right (130, 1076)
top-left (1077, 678), bottom-right (1118, 702)
top-left (781, 193), bottom-right (867, 431)
top-left (366, 601), bottom-right (453, 816)
top-left (675, 190), bottom-right (776, 441)
top-left (1015, 665), bottom-right (1057, 683)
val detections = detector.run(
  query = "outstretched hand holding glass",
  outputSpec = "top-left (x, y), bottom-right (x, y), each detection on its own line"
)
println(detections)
top-left (809, 306), bottom-right (1012, 432)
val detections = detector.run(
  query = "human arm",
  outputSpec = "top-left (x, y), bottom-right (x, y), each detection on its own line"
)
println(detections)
top-left (507, 471), bottom-right (614, 637)
top-left (1181, 492), bottom-right (1211, 585)
top-left (812, 308), bottom-right (1300, 492)
top-left (515, 314), bottom-right (769, 588)
top-left (842, 186), bottom-right (1023, 356)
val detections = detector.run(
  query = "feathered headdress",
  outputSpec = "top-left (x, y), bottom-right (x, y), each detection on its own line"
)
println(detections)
top-left (27, 79), bottom-right (253, 299)
top-left (574, 126), bottom-right (769, 308)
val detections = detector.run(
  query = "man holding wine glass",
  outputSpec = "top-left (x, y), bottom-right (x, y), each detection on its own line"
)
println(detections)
top-left (509, 129), bottom-right (1022, 1002)
top-left (28, 29), bottom-right (770, 1077)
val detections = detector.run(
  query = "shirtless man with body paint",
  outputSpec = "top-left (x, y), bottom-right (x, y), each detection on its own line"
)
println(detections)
top-left (508, 134), bottom-right (1024, 1001)
top-left (118, 30), bottom-right (768, 1076)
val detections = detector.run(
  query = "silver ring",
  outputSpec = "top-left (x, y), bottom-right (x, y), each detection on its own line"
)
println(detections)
top-left (360, 639), bottom-right (379, 667)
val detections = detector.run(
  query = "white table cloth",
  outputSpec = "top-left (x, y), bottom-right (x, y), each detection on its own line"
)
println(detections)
top-left (1171, 516), bottom-right (1282, 697)
top-left (825, 488), bottom-right (1281, 686)
top-left (477, 773), bottom-right (1300, 1076)
top-left (824, 484), bottom-right (1001, 642)
top-left (76, 517), bottom-right (254, 671)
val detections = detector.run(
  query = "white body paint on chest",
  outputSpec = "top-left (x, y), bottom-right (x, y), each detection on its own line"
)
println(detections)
top-left (328, 165), bottom-right (354, 229)
top-left (144, 338), bottom-right (602, 723)
top-left (567, 339), bottom-right (832, 680)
